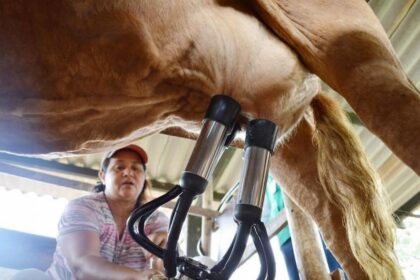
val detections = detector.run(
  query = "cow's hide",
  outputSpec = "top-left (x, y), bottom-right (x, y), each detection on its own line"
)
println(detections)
top-left (1, 1), bottom-right (419, 279)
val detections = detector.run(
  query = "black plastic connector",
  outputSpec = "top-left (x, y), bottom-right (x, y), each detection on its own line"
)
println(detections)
top-left (179, 172), bottom-right (209, 196)
top-left (204, 95), bottom-right (241, 130)
top-left (178, 257), bottom-right (211, 279)
top-left (234, 204), bottom-right (262, 224)
top-left (245, 119), bottom-right (278, 153)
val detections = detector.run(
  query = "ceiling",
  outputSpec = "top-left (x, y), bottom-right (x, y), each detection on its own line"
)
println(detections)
top-left (0, 0), bottom-right (418, 214)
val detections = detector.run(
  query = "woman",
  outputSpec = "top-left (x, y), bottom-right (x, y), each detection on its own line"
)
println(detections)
top-left (46, 144), bottom-right (169, 279)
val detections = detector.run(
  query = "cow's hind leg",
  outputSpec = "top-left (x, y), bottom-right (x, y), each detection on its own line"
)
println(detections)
top-left (251, 0), bottom-right (420, 175)
top-left (271, 93), bottom-right (403, 280)
top-left (270, 118), bottom-right (368, 279)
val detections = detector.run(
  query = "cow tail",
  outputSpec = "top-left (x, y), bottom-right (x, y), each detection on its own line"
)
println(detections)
top-left (311, 93), bottom-right (403, 280)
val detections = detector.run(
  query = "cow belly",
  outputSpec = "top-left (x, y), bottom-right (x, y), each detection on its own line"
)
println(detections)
top-left (0, 0), bottom-right (318, 155)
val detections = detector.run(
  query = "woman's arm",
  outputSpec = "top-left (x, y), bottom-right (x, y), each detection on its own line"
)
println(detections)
top-left (60, 230), bottom-right (160, 280)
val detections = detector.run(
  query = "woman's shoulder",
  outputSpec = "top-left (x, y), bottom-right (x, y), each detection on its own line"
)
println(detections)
top-left (151, 209), bottom-right (168, 218)
top-left (67, 192), bottom-right (105, 208)
top-left (57, 192), bottom-right (104, 235)
top-left (146, 209), bottom-right (169, 228)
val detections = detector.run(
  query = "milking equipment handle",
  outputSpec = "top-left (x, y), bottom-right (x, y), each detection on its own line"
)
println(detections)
top-left (127, 95), bottom-right (241, 276)
top-left (209, 119), bottom-right (278, 280)
top-left (127, 96), bottom-right (278, 279)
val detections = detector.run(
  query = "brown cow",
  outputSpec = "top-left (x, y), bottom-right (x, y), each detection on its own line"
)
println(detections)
top-left (1, 1), bottom-right (419, 279)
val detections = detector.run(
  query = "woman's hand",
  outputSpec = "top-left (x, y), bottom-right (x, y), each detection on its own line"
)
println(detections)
top-left (145, 231), bottom-right (167, 272)
top-left (137, 269), bottom-right (165, 280)
top-left (147, 231), bottom-right (167, 248)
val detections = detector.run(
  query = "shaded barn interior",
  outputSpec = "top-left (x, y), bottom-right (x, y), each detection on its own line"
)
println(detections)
top-left (0, 0), bottom-right (419, 279)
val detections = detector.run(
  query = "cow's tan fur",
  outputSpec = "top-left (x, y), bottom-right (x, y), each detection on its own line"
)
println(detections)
top-left (1, 1), bottom-right (419, 279)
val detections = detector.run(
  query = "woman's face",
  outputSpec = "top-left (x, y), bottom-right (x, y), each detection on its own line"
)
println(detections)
top-left (100, 149), bottom-right (146, 202)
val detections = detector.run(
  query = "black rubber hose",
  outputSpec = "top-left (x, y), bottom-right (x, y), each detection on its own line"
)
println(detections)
top-left (134, 209), bottom-right (164, 257)
top-left (210, 231), bottom-right (237, 274)
top-left (255, 222), bottom-right (276, 280)
top-left (169, 196), bottom-right (182, 231)
top-left (127, 185), bottom-right (182, 258)
top-left (215, 222), bottom-right (253, 280)
top-left (164, 190), bottom-right (196, 277)
top-left (251, 226), bottom-right (268, 280)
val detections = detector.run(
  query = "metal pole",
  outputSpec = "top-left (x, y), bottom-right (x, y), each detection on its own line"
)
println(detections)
top-left (201, 183), bottom-right (214, 256)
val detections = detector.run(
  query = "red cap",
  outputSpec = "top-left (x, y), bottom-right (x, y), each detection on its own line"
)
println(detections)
top-left (105, 144), bottom-right (148, 165)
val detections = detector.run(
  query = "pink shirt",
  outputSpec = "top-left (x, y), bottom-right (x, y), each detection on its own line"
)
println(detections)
top-left (46, 192), bottom-right (169, 280)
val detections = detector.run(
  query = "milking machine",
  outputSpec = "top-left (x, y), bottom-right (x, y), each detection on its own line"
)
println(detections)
top-left (127, 95), bottom-right (278, 280)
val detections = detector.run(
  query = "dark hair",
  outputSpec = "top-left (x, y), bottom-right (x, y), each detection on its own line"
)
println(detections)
top-left (101, 157), bottom-right (112, 173)
top-left (91, 156), bottom-right (112, 193)
top-left (93, 181), bottom-right (106, 193)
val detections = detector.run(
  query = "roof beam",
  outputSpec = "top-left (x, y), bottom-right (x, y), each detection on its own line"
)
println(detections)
top-left (0, 161), bottom-right (92, 191)
top-left (0, 152), bottom-right (97, 179)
